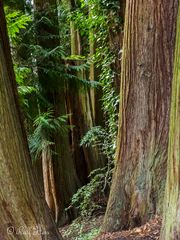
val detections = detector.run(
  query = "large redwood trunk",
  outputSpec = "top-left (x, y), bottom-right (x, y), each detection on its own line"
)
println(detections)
top-left (0, 4), bottom-right (62, 239)
top-left (160, 4), bottom-right (180, 239)
top-left (102, 0), bottom-right (178, 232)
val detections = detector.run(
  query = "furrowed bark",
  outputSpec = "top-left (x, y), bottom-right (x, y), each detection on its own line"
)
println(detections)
top-left (102, 0), bottom-right (178, 232)
top-left (0, 3), bottom-right (62, 239)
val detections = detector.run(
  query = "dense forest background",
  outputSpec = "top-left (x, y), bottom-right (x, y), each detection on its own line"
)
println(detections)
top-left (0, 0), bottom-right (179, 240)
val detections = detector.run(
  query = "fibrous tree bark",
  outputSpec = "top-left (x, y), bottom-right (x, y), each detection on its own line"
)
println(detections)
top-left (102, 0), bottom-right (178, 232)
top-left (0, 3), bottom-right (62, 240)
top-left (42, 145), bottom-right (59, 224)
top-left (160, 4), bottom-right (180, 239)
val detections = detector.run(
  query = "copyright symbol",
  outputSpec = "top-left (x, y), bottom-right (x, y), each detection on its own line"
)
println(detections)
top-left (7, 226), bottom-right (14, 235)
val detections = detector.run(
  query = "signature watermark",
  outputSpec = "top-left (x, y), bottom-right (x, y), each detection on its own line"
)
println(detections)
top-left (7, 225), bottom-right (49, 236)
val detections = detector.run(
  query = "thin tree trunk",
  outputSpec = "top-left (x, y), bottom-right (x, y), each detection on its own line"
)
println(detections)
top-left (0, 3), bottom-right (62, 239)
top-left (160, 4), bottom-right (180, 239)
top-left (42, 145), bottom-right (59, 224)
top-left (48, 150), bottom-right (59, 224)
top-left (42, 146), bottom-right (53, 210)
top-left (89, 29), bottom-right (96, 122)
top-left (109, 0), bottom-right (126, 93)
top-left (89, 23), bottom-right (104, 127)
top-left (53, 91), bottom-right (81, 223)
top-left (66, 0), bottom-right (104, 176)
top-left (102, 0), bottom-right (178, 232)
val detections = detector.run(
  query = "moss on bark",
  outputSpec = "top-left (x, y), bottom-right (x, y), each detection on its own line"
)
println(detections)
top-left (160, 4), bottom-right (180, 239)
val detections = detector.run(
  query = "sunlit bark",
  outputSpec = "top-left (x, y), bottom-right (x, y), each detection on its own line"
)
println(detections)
top-left (160, 4), bottom-right (180, 239)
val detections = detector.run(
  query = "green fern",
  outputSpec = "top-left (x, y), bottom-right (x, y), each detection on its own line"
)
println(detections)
top-left (29, 110), bottom-right (71, 161)
top-left (5, 7), bottom-right (31, 44)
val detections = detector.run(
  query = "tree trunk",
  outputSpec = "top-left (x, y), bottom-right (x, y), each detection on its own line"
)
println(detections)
top-left (102, 0), bottom-right (178, 232)
top-left (66, 0), bottom-right (104, 177)
top-left (89, 22), bottom-right (104, 127)
top-left (42, 145), bottom-right (59, 224)
top-left (160, 4), bottom-right (180, 239)
top-left (53, 91), bottom-right (81, 223)
top-left (0, 3), bottom-right (62, 240)
top-left (34, 0), bottom-right (81, 224)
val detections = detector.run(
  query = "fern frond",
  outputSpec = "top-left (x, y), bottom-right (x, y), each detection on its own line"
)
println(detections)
top-left (29, 109), bottom-right (71, 161)
top-left (5, 7), bottom-right (31, 43)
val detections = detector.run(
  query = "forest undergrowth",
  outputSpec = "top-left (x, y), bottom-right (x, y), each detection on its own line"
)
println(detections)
top-left (60, 215), bottom-right (161, 240)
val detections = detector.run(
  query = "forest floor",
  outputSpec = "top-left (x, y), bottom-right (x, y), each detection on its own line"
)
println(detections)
top-left (60, 215), bottom-right (161, 240)
top-left (95, 216), bottom-right (161, 240)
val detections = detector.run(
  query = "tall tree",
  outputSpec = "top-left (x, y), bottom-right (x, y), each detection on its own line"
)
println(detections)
top-left (66, 0), bottom-right (104, 177)
top-left (89, 7), bottom-right (104, 127)
top-left (0, 3), bottom-right (62, 240)
top-left (160, 4), bottom-right (180, 239)
top-left (33, 0), bottom-right (80, 224)
top-left (102, 0), bottom-right (178, 232)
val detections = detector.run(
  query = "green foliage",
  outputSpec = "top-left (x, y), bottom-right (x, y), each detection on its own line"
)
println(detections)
top-left (5, 8), bottom-right (35, 110)
top-left (5, 0), bottom-right (122, 225)
top-left (70, 0), bottom-right (120, 154)
top-left (70, 166), bottom-right (112, 217)
top-left (77, 228), bottom-right (99, 240)
top-left (70, 0), bottom-right (122, 220)
top-left (69, 0), bottom-right (122, 38)
top-left (23, 5), bottom-right (96, 92)
top-left (63, 217), bottom-right (100, 240)
top-left (29, 110), bottom-right (70, 161)
top-left (80, 126), bottom-right (115, 161)
top-left (5, 6), bottom-right (31, 44)
top-left (97, 49), bottom-right (119, 142)
top-left (14, 65), bottom-right (36, 108)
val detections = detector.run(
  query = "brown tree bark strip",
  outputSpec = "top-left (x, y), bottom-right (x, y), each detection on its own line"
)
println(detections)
top-left (102, 0), bottom-right (178, 232)
top-left (48, 149), bottom-right (59, 224)
top-left (160, 4), bottom-right (180, 239)
top-left (0, 3), bottom-right (62, 239)
top-left (42, 146), bottom-right (53, 210)
top-left (42, 145), bottom-right (59, 223)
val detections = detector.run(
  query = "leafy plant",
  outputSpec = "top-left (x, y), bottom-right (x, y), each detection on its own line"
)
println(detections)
top-left (70, 165), bottom-right (112, 217)
top-left (5, 6), bottom-right (31, 44)
top-left (29, 109), bottom-right (71, 161)
top-left (69, 0), bottom-right (120, 156)
top-left (63, 217), bottom-right (100, 240)
top-left (69, 0), bottom-right (122, 219)
top-left (5, 7), bottom-right (35, 110)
